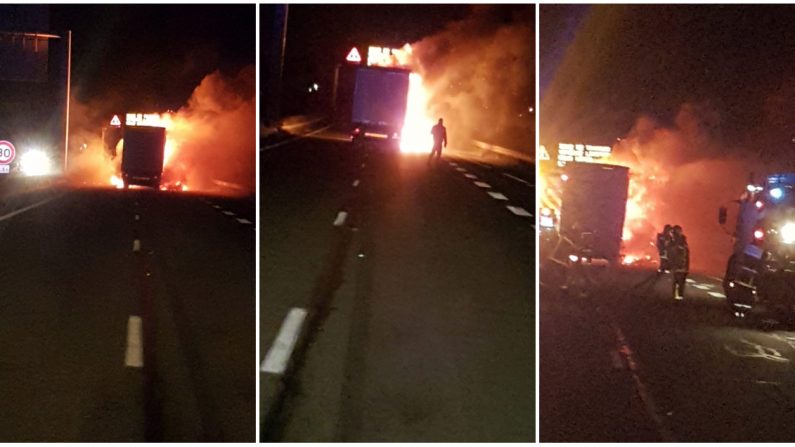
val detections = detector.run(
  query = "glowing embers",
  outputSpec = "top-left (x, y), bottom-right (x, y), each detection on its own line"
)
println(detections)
top-left (400, 73), bottom-right (435, 154)
top-left (110, 175), bottom-right (124, 189)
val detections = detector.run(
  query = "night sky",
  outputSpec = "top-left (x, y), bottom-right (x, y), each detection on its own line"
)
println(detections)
top-left (265, 4), bottom-right (471, 115)
top-left (51, 4), bottom-right (254, 112)
top-left (540, 5), bottom-right (795, 148)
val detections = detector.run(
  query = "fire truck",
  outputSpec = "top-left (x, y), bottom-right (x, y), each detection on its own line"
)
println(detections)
top-left (720, 173), bottom-right (795, 320)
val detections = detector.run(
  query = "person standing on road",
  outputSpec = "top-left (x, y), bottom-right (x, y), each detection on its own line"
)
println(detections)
top-left (669, 225), bottom-right (690, 300)
top-left (430, 118), bottom-right (447, 161)
top-left (656, 224), bottom-right (673, 274)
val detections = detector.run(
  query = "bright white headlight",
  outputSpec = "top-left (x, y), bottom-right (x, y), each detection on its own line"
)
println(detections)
top-left (780, 222), bottom-right (795, 244)
top-left (19, 149), bottom-right (52, 176)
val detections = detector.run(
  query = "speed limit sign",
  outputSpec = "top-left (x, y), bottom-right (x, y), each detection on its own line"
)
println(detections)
top-left (0, 140), bottom-right (15, 165)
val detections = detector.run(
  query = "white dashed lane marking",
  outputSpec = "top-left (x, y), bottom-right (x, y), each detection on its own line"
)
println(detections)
top-left (506, 206), bottom-right (532, 217)
top-left (708, 291), bottom-right (726, 298)
top-left (464, 174), bottom-right (478, 179)
top-left (333, 211), bottom-right (348, 227)
top-left (132, 239), bottom-right (141, 252)
top-left (474, 181), bottom-right (491, 188)
top-left (262, 308), bottom-right (308, 375)
top-left (124, 316), bottom-right (143, 368)
top-left (455, 167), bottom-right (467, 173)
top-left (693, 284), bottom-right (713, 290)
top-left (206, 200), bottom-right (254, 228)
top-left (487, 192), bottom-right (509, 201)
top-left (352, 179), bottom-right (360, 187)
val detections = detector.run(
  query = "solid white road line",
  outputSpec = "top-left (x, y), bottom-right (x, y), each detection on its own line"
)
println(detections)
top-left (473, 161), bottom-right (492, 169)
top-left (352, 179), bottom-right (360, 187)
top-left (474, 181), bottom-right (491, 188)
top-left (222, 210), bottom-right (236, 216)
top-left (506, 206), bottom-right (532, 217)
top-left (237, 218), bottom-right (253, 225)
top-left (503, 173), bottom-right (532, 186)
top-left (0, 196), bottom-right (57, 222)
top-left (333, 211), bottom-right (348, 227)
top-left (708, 291), bottom-right (726, 298)
top-left (124, 316), bottom-right (143, 368)
top-left (261, 308), bottom-right (308, 375)
top-left (132, 239), bottom-right (141, 252)
top-left (487, 192), bottom-right (509, 201)
top-left (464, 174), bottom-right (478, 179)
top-left (261, 125), bottom-right (331, 151)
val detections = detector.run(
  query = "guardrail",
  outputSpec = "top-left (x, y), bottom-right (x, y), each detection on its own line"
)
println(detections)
top-left (472, 140), bottom-right (534, 164)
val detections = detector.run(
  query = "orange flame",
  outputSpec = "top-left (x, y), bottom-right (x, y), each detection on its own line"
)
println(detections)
top-left (400, 73), bottom-right (435, 154)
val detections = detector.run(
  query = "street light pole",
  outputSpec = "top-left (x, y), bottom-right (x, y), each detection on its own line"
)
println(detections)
top-left (63, 29), bottom-right (71, 173)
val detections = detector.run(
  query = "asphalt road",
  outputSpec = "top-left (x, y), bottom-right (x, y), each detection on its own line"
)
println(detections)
top-left (261, 131), bottom-right (535, 441)
top-left (540, 261), bottom-right (795, 442)
top-left (0, 184), bottom-right (255, 442)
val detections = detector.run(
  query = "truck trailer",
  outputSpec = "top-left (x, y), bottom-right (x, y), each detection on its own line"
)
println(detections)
top-left (120, 125), bottom-right (166, 189)
top-left (559, 162), bottom-right (629, 263)
top-left (334, 64), bottom-right (410, 142)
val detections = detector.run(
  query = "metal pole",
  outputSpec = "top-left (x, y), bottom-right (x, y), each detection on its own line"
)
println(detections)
top-left (63, 30), bottom-right (71, 173)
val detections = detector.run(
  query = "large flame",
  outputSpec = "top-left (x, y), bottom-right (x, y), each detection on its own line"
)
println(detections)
top-left (400, 73), bottom-right (435, 154)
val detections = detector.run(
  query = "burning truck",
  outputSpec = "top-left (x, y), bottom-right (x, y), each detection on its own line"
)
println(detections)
top-left (333, 45), bottom-right (434, 153)
top-left (720, 173), bottom-right (795, 320)
top-left (102, 113), bottom-right (186, 191)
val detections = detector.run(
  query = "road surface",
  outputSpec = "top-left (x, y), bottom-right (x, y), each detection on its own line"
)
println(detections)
top-left (261, 131), bottom-right (535, 441)
top-left (540, 262), bottom-right (795, 442)
top-left (0, 184), bottom-right (255, 442)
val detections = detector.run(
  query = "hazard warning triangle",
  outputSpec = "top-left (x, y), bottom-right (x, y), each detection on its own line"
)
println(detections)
top-left (538, 145), bottom-right (551, 161)
top-left (110, 115), bottom-right (121, 126)
top-left (346, 47), bottom-right (362, 63)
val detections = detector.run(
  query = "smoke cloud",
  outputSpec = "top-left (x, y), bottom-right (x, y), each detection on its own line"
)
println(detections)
top-left (610, 102), bottom-right (769, 275)
top-left (410, 6), bottom-right (533, 153)
top-left (165, 66), bottom-right (256, 194)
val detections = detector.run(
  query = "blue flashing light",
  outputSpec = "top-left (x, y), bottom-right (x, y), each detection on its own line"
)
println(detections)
top-left (770, 187), bottom-right (784, 200)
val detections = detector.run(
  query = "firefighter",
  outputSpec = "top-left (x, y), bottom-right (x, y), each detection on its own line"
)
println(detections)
top-left (656, 224), bottom-right (673, 273)
top-left (429, 118), bottom-right (447, 161)
top-left (669, 225), bottom-right (690, 300)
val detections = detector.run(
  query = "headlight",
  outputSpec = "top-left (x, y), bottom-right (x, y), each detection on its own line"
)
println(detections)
top-left (780, 222), bottom-right (795, 244)
top-left (19, 149), bottom-right (52, 176)
top-left (770, 187), bottom-right (784, 200)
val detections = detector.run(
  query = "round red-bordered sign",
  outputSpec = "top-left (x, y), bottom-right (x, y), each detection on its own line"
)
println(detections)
top-left (0, 140), bottom-right (15, 164)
